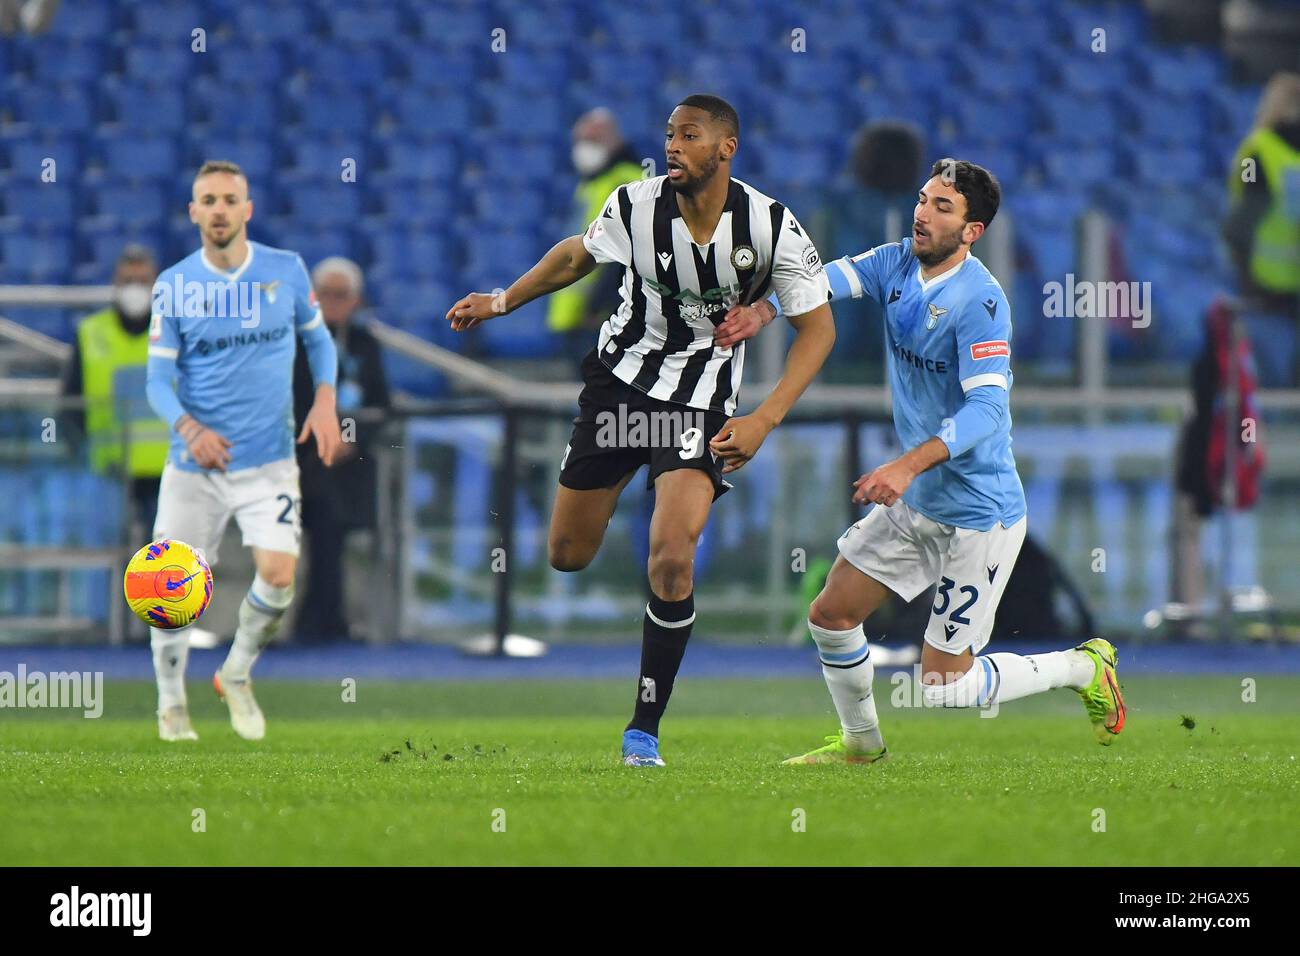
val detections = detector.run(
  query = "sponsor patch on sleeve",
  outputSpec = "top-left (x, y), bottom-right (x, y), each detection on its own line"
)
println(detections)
top-left (586, 219), bottom-right (604, 241)
top-left (970, 340), bottom-right (1010, 360)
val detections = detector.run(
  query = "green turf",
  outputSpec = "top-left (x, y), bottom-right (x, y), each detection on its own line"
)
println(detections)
top-left (1, 676), bottom-right (1296, 865)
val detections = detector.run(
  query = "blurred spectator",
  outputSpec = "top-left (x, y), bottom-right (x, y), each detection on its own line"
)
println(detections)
top-left (60, 244), bottom-right (166, 539)
top-left (818, 122), bottom-right (926, 376)
top-left (547, 107), bottom-right (644, 370)
top-left (1223, 71), bottom-right (1300, 386)
top-left (291, 257), bottom-right (390, 643)
top-left (0, 0), bottom-right (58, 34)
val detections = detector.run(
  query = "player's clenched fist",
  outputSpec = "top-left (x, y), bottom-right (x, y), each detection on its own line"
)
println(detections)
top-left (852, 458), bottom-right (916, 507)
top-left (177, 414), bottom-right (232, 471)
top-left (708, 414), bottom-right (774, 474)
top-left (446, 291), bottom-right (508, 331)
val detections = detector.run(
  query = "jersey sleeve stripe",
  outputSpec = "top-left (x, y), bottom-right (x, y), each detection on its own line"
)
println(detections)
top-left (960, 372), bottom-right (1008, 392)
top-left (828, 257), bottom-right (862, 299)
top-left (147, 345), bottom-right (178, 359)
top-left (297, 310), bottom-right (324, 331)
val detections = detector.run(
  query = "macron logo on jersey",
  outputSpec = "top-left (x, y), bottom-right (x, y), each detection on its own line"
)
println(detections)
top-left (970, 340), bottom-right (1009, 360)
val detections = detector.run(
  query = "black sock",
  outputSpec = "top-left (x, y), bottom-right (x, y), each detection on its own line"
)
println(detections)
top-left (627, 592), bottom-right (695, 737)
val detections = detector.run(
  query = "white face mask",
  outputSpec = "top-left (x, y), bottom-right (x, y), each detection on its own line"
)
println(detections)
top-left (572, 140), bottom-right (610, 176)
top-left (114, 282), bottom-right (154, 319)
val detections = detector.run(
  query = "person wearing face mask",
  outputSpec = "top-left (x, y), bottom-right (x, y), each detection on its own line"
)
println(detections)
top-left (547, 107), bottom-right (644, 369)
top-left (61, 244), bottom-right (169, 536)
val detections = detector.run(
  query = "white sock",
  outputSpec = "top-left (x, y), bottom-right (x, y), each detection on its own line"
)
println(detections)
top-left (151, 627), bottom-right (189, 711)
top-left (928, 650), bottom-right (1093, 708)
top-left (222, 575), bottom-right (294, 679)
top-left (808, 620), bottom-right (885, 753)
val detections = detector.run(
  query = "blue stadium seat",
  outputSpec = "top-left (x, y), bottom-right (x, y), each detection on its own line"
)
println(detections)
top-left (1037, 93), bottom-right (1119, 143)
top-left (121, 44), bottom-right (195, 82)
top-left (382, 138), bottom-right (459, 181)
top-left (98, 134), bottom-right (178, 179)
top-left (233, 4), bottom-right (317, 41)
top-left (464, 231), bottom-right (542, 280)
top-left (409, 5), bottom-right (491, 47)
top-left (1143, 49), bottom-right (1223, 95)
top-left (367, 231), bottom-right (455, 279)
top-left (1056, 55), bottom-right (1134, 94)
top-left (93, 181), bottom-right (167, 230)
top-left (190, 79), bottom-right (279, 133)
top-left (281, 136), bottom-right (370, 179)
top-left (2, 130), bottom-right (84, 179)
top-left (475, 299), bottom-right (556, 358)
top-left (1132, 147), bottom-right (1205, 187)
top-left (482, 92), bottom-right (566, 138)
top-left (399, 47), bottom-right (486, 87)
top-left (265, 222), bottom-right (356, 269)
top-left (497, 53), bottom-right (572, 90)
top-left (1040, 147), bottom-right (1115, 191)
top-left (1, 234), bottom-right (74, 281)
top-left (767, 94), bottom-right (845, 142)
top-left (30, 40), bottom-right (106, 85)
top-left (187, 136), bottom-right (275, 181)
top-left (369, 183), bottom-right (458, 223)
top-left (780, 54), bottom-right (856, 93)
top-left (508, 6), bottom-right (583, 47)
top-left (127, 1), bottom-right (209, 41)
top-left (474, 187), bottom-right (546, 225)
top-left (284, 183), bottom-right (363, 226)
top-left (600, 8), bottom-right (689, 50)
top-left (11, 84), bottom-right (95, 130)
top-left (3, 183), bottom-right (74, 222)
top-left (1125, 92), bottom-right (1205, 144)
top-left (386, 89), bottom-right (472, 136)
top-left (290, 86), bottom-right (372, 135)
top-left (949, 95), bottom-right (1032, 143)
top-left (210, 41), bottom-right (289, 85)
top-left (11, 307), bottom-right (72, 339)
top-left (478, 139), bottom-right (559, 184)
top-left (100, 81), bottom-right (188, 132)
top-left (43, 2), bottom-right (117, 39)
top-left (299, 41), bottom-right (390, 89)
top-left (586, 52), bottom-right (659, 94)
top-left (327, 4), bottom-right (406, 44)
top-left (965, 55), bottom-right (1043, 96)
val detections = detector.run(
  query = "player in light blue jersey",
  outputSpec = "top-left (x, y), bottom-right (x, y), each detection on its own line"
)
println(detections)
top-left (145, 160), bottom-right (343, 742)
top-left (717, 159), bottom-right (1125, 760)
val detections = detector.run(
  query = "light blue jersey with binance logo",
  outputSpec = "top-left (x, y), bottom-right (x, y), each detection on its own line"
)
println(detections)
top-left (146, 240), bottom-right (338, 473)
top-left (826, 238), bottom-right (1025, 531)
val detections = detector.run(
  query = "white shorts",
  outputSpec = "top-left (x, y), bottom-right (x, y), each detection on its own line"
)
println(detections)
top-left (152, 457), bottom-right (302, 566)
top-left (836, 499), bottom-right (1027, 655)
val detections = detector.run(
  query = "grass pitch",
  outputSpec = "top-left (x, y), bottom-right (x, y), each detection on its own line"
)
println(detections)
top-left (1, 675), bottom-right (1296, 866)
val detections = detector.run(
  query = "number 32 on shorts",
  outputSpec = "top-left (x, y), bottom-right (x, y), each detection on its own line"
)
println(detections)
top-left (933, 576), bottom-right (978, 625)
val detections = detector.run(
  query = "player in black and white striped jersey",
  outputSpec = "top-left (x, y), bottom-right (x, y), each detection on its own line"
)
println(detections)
top-left (447, 94), bottom-right (835, 767)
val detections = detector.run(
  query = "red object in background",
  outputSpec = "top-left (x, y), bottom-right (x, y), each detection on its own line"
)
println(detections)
top-left (1205, 298), bottom-right (1266, 509)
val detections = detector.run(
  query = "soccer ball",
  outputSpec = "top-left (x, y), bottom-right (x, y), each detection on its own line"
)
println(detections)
top-left (122, 538), bottom-right (213, 629)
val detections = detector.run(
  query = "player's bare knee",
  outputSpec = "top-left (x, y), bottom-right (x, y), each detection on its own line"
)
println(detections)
top-left (261, 566), bottom-right (295, 590)
top-left (808, 594), bottom-right (861, 632)
top-left (647, 551), bottom-right (693, 600)
top-left (548, 537), bottom-right (592, 572)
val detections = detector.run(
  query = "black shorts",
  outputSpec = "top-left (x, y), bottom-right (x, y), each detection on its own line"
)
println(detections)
top-left (558, 349), bottom-right (733, 500)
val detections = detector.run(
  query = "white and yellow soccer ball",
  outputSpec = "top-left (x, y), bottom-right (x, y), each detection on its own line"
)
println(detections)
top-left (122, 538), bottom-right (213, 629)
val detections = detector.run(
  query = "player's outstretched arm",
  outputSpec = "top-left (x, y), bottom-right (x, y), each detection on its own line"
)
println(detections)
top-left (708, 301), bottom-right (835, 473)
top-left (446, 235), bottom-right (597, 331)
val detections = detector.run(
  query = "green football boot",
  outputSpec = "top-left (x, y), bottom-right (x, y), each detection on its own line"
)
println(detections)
top-left (782, 732), bottom-right (888, 765)
top-left (1074, 638), bottom-right (1127, 745)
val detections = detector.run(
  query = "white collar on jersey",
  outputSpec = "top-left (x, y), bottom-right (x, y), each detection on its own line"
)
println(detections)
top-left (201, 242), bottom-right (255, 282)
top-left (916, 251), bottom-right (969, 292)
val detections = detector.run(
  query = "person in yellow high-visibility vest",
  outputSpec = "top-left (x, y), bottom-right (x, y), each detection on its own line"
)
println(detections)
top-left (61, 245), bottom-right (168, 534)
top-left (548, 107), bottom-right (645, 369)
top-left (1224, 72), bottom-right (1300, 385)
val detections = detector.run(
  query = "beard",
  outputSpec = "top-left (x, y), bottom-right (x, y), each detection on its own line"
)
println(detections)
top-left (914, 224), bottom-right (965, 267)
top-left (672, 152), bottom-right (722, 195)
top-left (206, 223), bottom-right (240, 248)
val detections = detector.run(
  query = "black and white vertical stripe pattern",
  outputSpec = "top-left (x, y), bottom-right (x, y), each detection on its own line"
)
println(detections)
top-left (595, 176), bottom-right (791, 416)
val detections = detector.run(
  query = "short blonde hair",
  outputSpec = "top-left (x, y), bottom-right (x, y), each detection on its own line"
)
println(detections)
top-left (1255, 72), bottom-right (1300, 131)
top-left (194, 159), bottom-right (246, 181)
